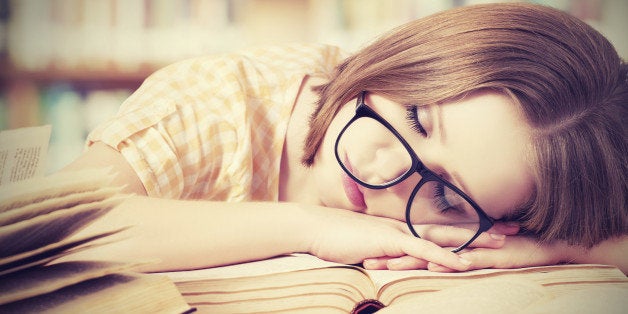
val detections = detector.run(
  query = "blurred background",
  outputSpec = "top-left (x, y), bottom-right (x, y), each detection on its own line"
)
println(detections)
top-left (0, 0), bottom-right (626, 173)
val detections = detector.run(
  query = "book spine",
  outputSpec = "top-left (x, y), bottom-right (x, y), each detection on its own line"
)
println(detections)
top-left (351, 299), bottom-right (384, 314)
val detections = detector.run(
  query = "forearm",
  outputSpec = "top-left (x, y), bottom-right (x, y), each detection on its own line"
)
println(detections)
top-left (65, 196), bottom-right (310, 272)
top-left (564, 236), bottom-right (628, 275)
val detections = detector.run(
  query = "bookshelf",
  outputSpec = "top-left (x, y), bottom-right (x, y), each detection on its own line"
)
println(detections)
top-left (0, 58), bottom-right (151, 89)
top-left (1, 0), bottom-right (625, 173)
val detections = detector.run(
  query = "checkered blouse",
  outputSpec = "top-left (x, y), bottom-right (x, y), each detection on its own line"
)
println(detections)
top-left (87, 44), bottom-right (344, 201)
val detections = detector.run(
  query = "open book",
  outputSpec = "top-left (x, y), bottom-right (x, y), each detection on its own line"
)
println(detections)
top-left (165, 254), bottom-right (628, 313)
top-left (0, 127), bottom-right (192, 313)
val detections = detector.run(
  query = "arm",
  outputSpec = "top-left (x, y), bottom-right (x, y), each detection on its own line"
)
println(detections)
top-left (432, 235), bottom-right (628, 274)
top-left (361, 223), bottom-right (518, 270)
top-left (564, 236), bottom-right (628, 274)
top-left (61, 143), bottom-right (472, 272)
top-left (361, 225), bottom-right (628, 274)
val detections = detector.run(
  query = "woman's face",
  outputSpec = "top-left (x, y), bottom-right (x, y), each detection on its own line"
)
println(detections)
top-left (309, 90), bottom-right (534, 223)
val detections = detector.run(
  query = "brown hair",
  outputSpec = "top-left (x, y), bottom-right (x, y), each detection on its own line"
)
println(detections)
top-left (302, 3), bottom-right (627, 247)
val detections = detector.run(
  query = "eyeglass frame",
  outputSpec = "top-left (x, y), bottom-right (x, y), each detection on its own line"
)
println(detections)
top-left (334, 91), bottom-right (494, 252)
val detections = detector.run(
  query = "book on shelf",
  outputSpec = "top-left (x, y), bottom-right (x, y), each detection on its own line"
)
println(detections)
top-left (0, 126), bottom-right (192, 313)
top-left (164, 253), bottom-right (628, 314)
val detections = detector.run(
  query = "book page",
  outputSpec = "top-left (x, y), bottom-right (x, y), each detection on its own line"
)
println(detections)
top-left (0, 168), bottom-right (115, 212)
top-left (367, 266), bottom-right (505, 289)
top-left (0, 227), bottom-right (128, 276)
top-left (0, 125), bottom-right (51, 186)
top-left (378, 278), bottom-right (548, 314)
top-left (368, 263), bottom-right (627, 290)
top-left (524, 286), bottom-right (627, 314)
top-left (0, 186), bottom-right (122, 226)
top-left (0, 260), bottom-right (141, 305)
top-left (370, 264), bottom-right (628, 306)
top-left (0, 195), bottom-right (125, 257)
top-left (164, 253), bottom-right (352, 282)
top-left (166, 255), bottom-right (376, 313)
top-left (0, 272), bottom-right (192, 314)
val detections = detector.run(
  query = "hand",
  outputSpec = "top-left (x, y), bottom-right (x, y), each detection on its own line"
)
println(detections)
top-left (361, 222), bottom-right (520, 270)
top-left (303, 206), bottom-right (472, 271)
top-left (455, 235), bottom-right (628, 274)
top-left (428, 235), bottom-right (568, 272)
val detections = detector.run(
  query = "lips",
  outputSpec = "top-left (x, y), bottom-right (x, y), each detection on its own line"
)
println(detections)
top-left (340, 157), bottom-right (366, 208)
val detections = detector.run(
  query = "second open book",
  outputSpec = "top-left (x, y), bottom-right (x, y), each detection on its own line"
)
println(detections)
top-left (0, 165), bottom-right (190, 313)
top-left (164, 253), bottom-right (628, 313)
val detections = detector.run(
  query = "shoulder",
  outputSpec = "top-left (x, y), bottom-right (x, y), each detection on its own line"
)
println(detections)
top-left (149, 43), bottom-right (345, 82)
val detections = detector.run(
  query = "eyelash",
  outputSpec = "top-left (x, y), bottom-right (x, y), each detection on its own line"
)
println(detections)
top-left (433, 184), bottom-right (463, 214)
top-left (405, 105), bottom-right (427, 136)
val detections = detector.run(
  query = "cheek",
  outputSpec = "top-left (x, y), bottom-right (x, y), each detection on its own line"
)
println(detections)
top-left (309, 112), bottom-right (353, 208)
top-left (363, 174), bottom-right (421, 221)
top-left (466, 167), bottom-right (534, 219)
top-left (363, 191), bottom-right (408, 221)
top-left (463, 140), bottom-right (534, 219)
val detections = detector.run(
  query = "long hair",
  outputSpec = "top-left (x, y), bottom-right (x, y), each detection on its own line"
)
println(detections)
top-left (302, 3), bottom-right (627, 247)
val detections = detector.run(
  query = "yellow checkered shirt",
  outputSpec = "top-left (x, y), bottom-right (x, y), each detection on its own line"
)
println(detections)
top-left (87, 44), bottom-right (344, 201)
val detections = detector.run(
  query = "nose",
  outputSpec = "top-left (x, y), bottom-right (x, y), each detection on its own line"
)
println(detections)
top-left (357, 146), bottom-right (412, 185)
top-left (376, 147), bottom-right (411, 181)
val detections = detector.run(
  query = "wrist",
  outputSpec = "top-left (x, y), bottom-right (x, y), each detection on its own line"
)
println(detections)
top-left (293, 204), bottom-right (348, 258)
top-left (285, 203), bottom-right (323, 255)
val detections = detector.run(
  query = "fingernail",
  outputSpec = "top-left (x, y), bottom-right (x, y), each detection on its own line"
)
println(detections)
top-left (490, 233), bottom-right (506, 240)
top-left (363, 259), bottom-right (376, 268)
top-left (387, 259), bottom-right (401, 268)
top-left (458, 257), bottom-right (472, 266)
top-left (428, 262), bottom-right (450, 272)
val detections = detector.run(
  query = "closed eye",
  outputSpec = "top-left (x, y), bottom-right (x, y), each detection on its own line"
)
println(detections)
top-left (406, 105), bottom-right (427, 137)
top-left (433, 183), bottom-right (460, 213)
top-left (432, 183), bottom-right (472, 219)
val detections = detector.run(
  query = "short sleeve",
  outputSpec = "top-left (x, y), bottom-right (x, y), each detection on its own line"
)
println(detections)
top-left (87, 44), bottom-right (345, 200)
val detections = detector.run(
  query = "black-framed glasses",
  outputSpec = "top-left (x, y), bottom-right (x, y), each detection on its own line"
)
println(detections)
top-left (334, 91), bottom-right (494, 252)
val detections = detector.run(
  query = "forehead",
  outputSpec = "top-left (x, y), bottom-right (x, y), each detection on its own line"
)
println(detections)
top-left (437, 91), bottom-right (534, 219)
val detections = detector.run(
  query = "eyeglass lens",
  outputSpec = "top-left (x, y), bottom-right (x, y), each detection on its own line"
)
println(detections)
top-left (336, 116), bottom-right (413, 186)
top-left (407, 181), bottom-right (481, 247)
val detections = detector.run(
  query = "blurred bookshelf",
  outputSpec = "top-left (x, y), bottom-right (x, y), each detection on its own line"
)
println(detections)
top-left (0, 0), bottom-right (626, 173)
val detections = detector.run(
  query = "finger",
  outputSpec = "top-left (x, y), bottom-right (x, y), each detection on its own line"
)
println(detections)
top-left (459, 240), bottom-right (562, 270)
top-left (466, 232), bottom-right (507, 249)
top-left (488, 222), bottom-right (520, 235)
top-left (427, 262), bottom-right (457, 273)
top-left (458, 249), bottom-right (498, 270)
top-left (386, 256), bottom-right (428, 270)
top-left (363, 258), bottom-right (390, 270)
top-left (412, 224), bottom-right (506, 249)
top-left (399, 236), bottom-right (471, 271)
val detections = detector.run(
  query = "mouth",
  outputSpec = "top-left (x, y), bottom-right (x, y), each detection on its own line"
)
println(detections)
top-left (340, 157), bottom-right (366, 209)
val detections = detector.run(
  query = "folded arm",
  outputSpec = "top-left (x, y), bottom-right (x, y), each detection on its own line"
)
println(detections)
top-left (455, 235), bottom-right (628, 275)
top-left (369, 228), bottom-right (628, 275)
top-left (60, 142), bottom-right (472, 272)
